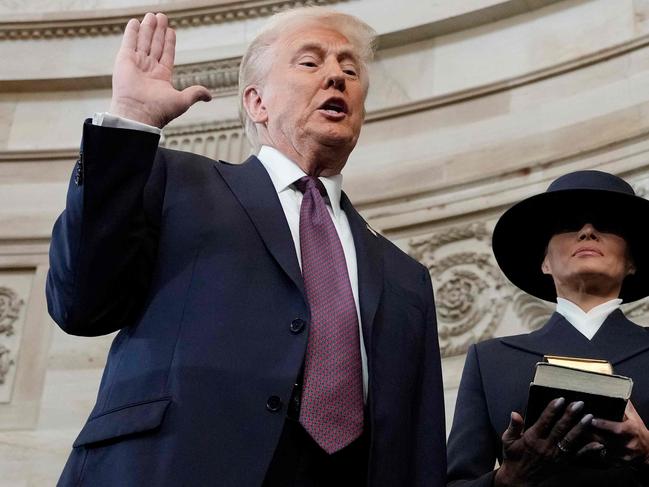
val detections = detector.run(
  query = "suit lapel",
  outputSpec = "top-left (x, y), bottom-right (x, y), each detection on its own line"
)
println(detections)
top-left (214, 156), bottom-right (305, 299)
top-left (341, 192), bottom-right (384, 353)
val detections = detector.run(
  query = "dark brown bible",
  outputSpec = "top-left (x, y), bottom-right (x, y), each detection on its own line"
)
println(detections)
top-left (524, 361), bottom-right (633, 428)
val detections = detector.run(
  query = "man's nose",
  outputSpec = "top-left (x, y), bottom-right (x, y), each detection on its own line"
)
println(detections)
top-left (578, 223), bottom-right (599, 240)
top-left (324, 63), bottom-right (346, 91)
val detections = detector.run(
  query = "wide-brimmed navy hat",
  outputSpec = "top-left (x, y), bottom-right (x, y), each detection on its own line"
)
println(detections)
top-left (492, 170), bottom-right (649, 302)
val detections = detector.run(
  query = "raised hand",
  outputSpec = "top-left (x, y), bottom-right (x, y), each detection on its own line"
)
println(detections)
top-left (591, 401), bottom-right (649, 464)
top-left (109, 12), bottom-right (212, 128)
top-left (494, 398), bottom-right (593, 487)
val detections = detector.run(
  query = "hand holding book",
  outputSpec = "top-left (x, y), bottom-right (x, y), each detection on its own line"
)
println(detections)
top-left (494, 398), bottom-right (594, 487)
top-left (591, 401), bottom-right (649, 466)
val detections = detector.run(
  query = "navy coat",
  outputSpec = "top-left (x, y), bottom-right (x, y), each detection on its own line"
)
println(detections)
top-left (447, 310), bottom-right (649, 487)
top-left (47, 121), bottom-right (447, 487)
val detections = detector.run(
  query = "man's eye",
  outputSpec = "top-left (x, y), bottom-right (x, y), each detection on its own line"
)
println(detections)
top-left (343, 69), bottom-right (357, 76)
top-left (299, 61), bottom-right (317, 67)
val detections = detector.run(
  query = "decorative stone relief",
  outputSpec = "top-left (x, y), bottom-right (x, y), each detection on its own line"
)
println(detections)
top-left (0, 287), bottom-right (24, 388)
top-left (162, 119), bottom-right (251, 162)
top-left (511, 290), bottom-right (553, 331)
top-left (409, 222), bottom-right (511, 357)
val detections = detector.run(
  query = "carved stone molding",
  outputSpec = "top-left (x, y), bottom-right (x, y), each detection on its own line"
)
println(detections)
top-left (0, 286), bottom-right (24, 386)
top-left (163, 119), bottom-right (243, 137)
top-left (0, 0), bottom-right (342, 40)
top-left (173, 58), bottom-right (240, 96)
top-left (161, 119), bottom-right (250, 162)
top-left (412, 221), bottom-right (491, 254)
top-left (409, 222), bottom-right (509, 358)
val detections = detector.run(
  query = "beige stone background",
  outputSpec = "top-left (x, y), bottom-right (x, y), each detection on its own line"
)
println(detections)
top-left (3, 0), bottom-right (649, 484)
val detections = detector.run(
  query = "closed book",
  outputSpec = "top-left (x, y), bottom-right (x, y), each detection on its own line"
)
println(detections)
top-left (524, 362), bottom-right (633, 428)
top-left (544, 355), bottom-right (613, 374)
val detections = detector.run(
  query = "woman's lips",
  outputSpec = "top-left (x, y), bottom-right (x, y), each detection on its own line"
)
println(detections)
top-left (573, 247), bottom-right (603, 257)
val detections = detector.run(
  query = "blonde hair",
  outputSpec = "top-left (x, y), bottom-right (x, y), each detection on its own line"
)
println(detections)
top-left (238, 7), bottom-right (377, 151)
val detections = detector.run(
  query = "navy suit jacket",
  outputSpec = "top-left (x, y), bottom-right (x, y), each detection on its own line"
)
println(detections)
top-left (47, 121), bottom-right (446, 486)
top-left (447, 310), bottom-right (649, 487)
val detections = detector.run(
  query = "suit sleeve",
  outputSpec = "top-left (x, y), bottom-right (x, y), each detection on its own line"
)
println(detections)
top-left (46, 120), bottom-right (164, 336)
top-left (447, 344), bottom-right (500, 487)
top-left (414, 267), bottom-right (447, 487)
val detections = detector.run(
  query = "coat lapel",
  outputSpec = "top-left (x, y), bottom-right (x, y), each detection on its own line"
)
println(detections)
top-left (501, 310), bottom-right (649, 366)
top-left (500, 312), bottom-right (600, 359)
top-left (341, 193), bottom-right (384, 353)
top-left (214, 156), bottom-right (305, 299)
top-left (590, 310), bottom-right (649, 365)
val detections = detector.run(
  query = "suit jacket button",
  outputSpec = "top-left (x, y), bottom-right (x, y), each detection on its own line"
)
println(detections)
top-left (266, 396), bottom-right (282, 412)
top-left (290, 318), bottom-right (306, 334)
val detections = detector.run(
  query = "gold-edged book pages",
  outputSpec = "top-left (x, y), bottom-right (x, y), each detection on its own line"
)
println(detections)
top-left (543, 355), bottom-right (613, 375)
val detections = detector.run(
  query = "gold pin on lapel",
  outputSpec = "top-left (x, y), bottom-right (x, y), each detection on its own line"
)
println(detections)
top-left (366, 223), bottom-right (379, 237)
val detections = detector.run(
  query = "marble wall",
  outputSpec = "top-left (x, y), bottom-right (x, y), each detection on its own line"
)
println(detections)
top-left (2, 0), bottom-right (649, 484)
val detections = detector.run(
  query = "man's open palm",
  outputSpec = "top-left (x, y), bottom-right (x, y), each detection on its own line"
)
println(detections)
top-left (110, 12), bottom-right (212, 128)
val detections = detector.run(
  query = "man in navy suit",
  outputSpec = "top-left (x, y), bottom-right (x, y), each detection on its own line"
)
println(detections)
top-left (47, 7), bottom-right (446, 487)
top-left (447, 170), bottom-right (649, 487)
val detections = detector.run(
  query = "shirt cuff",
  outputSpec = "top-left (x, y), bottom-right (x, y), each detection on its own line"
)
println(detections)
top-left (92, 112), bottom-right (162, 136)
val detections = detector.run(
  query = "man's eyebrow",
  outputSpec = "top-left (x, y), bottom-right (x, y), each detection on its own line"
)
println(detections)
top-left (292, 42), bottom-right (360, 63)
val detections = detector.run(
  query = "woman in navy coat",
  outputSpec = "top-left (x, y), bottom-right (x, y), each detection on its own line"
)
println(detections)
top-left (447, 170), bottom-right (649, 487)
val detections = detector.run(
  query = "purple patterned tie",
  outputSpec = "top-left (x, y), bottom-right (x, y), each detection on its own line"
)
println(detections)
top-left (295, 176), bottom-right (364, 454)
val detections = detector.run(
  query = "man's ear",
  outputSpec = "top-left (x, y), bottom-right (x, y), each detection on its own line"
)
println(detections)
top-left (242, 86), bottom-right (267, 124)
top-left (541, 256), bottom-right (552, 275)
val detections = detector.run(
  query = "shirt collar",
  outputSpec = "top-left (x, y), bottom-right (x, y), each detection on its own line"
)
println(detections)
top-left (257, 145), bottom-right (344, 218)
top-left (555, 297), bottom-right (622, 340)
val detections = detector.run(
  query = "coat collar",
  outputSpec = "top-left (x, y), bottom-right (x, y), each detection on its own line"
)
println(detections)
top-left (500, 309), bottom-right (649, 366)
top-left (214, 156), bottom-right (305, 300)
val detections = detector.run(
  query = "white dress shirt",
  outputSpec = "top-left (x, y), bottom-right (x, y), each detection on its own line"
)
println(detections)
top-left (92, 113), bottom-right (368, 398)
top-left (555, 297), bottom-right (622, 340)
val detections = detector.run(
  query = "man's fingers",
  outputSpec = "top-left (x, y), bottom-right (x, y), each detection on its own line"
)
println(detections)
top-left (502, 411), bottom-right (525, 446)
top-left (546, 401), bottom-right (585, 444)
top-left (149, 13), bottom-right (168, 61)
top-left (121, 18), bottom-right (139, 51)
top-left (136, 12), bottom-right (157, 54)
top-left (181, 86), bottom-right (213, 108)
top-left (529, 397), bottom-right (565, 438)
top-left (160, 28), bottom-right (176, 70)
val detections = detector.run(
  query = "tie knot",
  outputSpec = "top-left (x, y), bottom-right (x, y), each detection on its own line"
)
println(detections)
top-left (294, 176), bottom-right (327, 197)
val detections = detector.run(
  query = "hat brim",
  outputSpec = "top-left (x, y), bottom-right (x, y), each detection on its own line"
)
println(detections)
top-left (492, 188), bottom-right (649, 302)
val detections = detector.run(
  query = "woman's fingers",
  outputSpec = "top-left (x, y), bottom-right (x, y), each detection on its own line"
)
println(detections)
top-left (546, 401), bottom-right (585, 445)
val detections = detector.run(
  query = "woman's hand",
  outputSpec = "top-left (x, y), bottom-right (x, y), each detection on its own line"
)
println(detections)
top-left (591, 401), bottom-right (649, 464)
top-left (494, 398), bottom-right (593, 487)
